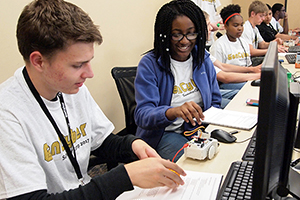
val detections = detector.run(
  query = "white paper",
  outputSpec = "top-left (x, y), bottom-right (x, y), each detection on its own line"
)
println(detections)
top-left (116, 170), bottom-right (222, 200)
top-left (202, 107), bottom-right (257, 130)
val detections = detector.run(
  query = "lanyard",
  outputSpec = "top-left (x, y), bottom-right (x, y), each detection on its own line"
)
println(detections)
top-left (238, 38), bottom-right (248, 67)
top-left (22, 67), bottom-right (84, 185)
top-left (253, 29), bottom-right (258, 48)
top-left (269, 23), bottom-right (278, 35)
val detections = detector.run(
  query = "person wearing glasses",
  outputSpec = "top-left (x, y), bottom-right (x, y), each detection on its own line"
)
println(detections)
top-left (240, 1), bottom-right (286, 60)
top-left (134, 0), bottom-right (221, 162)
top-left (271, 3), bottom-right (300, 35)
top-left (271, 3), bottom-right (288, 34)
top-left (0, 0), bottom-right (187, 199)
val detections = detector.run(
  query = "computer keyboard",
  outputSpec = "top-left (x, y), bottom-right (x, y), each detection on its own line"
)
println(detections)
top-left (285, 54), bottom-right (296, 64)
top-left (288, 46), bottom-right (300, 53)
top-left (241, 130), bottom-right (257, 161)
top-left (216, 161), bottom-right (254, 200)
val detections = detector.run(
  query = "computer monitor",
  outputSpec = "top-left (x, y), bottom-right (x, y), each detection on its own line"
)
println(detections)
top-left (251, 41), bottom-right (300, 199)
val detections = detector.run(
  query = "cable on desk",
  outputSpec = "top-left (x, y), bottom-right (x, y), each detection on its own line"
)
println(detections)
top-left (234, 136), bottom-right (253, 144)
top-left (172, 143), bottom-right (189, 163)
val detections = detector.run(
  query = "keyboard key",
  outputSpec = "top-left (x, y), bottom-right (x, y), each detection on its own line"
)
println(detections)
top-left (216, 161), bottom-right (254, 199)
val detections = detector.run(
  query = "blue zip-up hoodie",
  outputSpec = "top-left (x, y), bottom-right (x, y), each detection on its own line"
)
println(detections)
top-left (134, 50), bottom-right (221, 148)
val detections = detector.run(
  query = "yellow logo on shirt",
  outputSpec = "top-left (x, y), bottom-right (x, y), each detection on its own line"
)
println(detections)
top-left (173, 79), bottom-right (196, 94)
top-left (43, 123), bottom-right (87, 162)
top-left (203, 0), bottom-right (216, 3)
top-left (228, 52), bottom-right (249, 60)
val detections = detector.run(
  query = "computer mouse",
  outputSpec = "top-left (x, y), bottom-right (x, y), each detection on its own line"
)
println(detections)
top-left (251, 79), bottom-right (260, 86)
top-left (210, 129), bottom-right (237, 143)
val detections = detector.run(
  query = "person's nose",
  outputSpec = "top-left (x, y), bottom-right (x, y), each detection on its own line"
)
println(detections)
top-left (180, 35), bottom-right (190, 44)
top-left (82, 62), bottom-right (94, 79)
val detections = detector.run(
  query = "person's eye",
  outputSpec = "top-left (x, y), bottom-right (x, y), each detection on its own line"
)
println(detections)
top-left (188, 33), bottom-right (197, 36)
top-left (172, 33), bottom-right (181, 37)
top-left (73, 64), bottom-right (83, 68)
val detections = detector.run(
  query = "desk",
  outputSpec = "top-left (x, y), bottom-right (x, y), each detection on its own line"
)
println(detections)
top-left (177, 57), bottom-right (300, 176)
top-left (281, 55), bottom-right (300, 78)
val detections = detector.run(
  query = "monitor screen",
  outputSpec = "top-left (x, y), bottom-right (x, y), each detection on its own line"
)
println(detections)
top-left (251, 41), bottom-right (299, 199)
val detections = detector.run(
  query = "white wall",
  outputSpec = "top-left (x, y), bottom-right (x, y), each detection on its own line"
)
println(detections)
top-left (0, 0), bottom-right (231, 134)
top-left (0, 0), bottom-right (168, 134)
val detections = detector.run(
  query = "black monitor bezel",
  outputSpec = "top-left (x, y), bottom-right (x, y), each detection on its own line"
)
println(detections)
top-left (251, 41), bottom-right (299, 199)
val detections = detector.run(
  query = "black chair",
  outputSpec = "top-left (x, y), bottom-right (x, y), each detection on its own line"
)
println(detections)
top-left (88, 66), bottom-right (137, 172)
top-left (111, 66), bottom-right (137, 136)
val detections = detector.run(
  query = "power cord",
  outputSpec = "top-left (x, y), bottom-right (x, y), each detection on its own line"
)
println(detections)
top-left (235, 136), bottom-right (253, 144)
top-left (172, 143), bottom-right (189, 163)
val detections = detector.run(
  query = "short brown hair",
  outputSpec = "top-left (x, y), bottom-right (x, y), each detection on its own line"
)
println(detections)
top-left (17, 0), bottom-right (102, 62)
top-left (248, 0), bottom-right (268, 17)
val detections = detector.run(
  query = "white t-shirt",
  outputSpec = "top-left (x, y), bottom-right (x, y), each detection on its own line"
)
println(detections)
top-left (209, 54), bottom-right (221, 74)
top-left (270, 17), bottom-right (283, 33)
top-left (191, 0), bottom-right (222, 45)
top-left (0, 67), bottom-right (114, 198)
top-left (241, 20), bottom-right (264, 49)
top-left (210, 34), bottom-right (252, 67)
top-left (191, 0), bottom-right (221, 24)
top-left (165, 56), bottom-right (203, 132)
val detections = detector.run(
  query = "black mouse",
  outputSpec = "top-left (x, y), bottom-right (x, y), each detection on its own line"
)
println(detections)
top-left (210, 129), bottom-right (237, 143)
top-left (251, 79), bottom-right (260, 86)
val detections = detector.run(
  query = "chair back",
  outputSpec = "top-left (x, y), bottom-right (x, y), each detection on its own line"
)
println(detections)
top-left (111, 67), bottom-right (137, 135)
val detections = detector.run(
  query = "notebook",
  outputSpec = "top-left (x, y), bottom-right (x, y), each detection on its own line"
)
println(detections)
top-left (202, 107), bottom-right (258, 130)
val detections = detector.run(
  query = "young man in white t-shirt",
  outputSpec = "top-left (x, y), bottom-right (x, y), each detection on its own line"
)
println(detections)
top-left (0, 1), bottom-right (186, 199)
top-left (240, 0), bottom-right (287, 57)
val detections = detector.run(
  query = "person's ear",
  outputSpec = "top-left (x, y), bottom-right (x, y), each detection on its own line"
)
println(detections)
top-left (29, 51), bottom-right (44, 72)
top-left (224, 23), bottom-right (228, 30)
top-left (250, 11), bottom-right (255, 18)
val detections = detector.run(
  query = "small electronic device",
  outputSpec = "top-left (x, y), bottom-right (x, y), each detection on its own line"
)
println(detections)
top-left (246, 98), bottom-right (259, 106)
top-left (184, 138), bottom-right (219, 160)
top-left (251, 79), bottom-right (260, 86)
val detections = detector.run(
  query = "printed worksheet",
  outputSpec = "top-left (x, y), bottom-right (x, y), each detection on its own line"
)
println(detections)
top-left (117, 170), bottom-right (222, 200)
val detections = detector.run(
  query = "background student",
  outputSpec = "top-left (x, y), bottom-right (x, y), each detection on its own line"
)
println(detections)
top-left (257, 4), bottom-right (299, 43)
top-left (0, 0), bottom-right (186, 199)
top-left (271, 3), bottom-right (288, 34)
top-left (134, 0), bottom-right (221, 162)
top-left (204, 9), bottom-right (260, 108)
top-left (240, 0), bottom-right (286, 58)
top-left (191, 0), bottom-right (224, 48)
